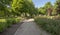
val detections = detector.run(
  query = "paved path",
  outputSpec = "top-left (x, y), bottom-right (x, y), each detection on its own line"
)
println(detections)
top-left (14, 19), bottom-right (51, 35)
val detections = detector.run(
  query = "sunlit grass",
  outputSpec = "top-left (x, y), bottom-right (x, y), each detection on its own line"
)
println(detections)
top-left (0, 19), bottom-right (6, 22)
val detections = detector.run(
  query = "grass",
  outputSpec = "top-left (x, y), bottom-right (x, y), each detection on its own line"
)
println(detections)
top-left (0, 17), bottom-right (22, 32)
top-left (34, 16), bottom-right (60, 35)
top-left (0, 19), bottom-right (6, 22)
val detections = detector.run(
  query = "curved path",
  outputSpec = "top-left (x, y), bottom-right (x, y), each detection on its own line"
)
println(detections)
top-left (14, 19), bottom-right (51, 35)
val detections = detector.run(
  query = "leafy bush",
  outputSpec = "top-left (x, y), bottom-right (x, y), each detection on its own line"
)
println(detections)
top-left (0, 17), bottom-right (21, 32)
top-left (35, 17), bottom-right (60, 35)
top-left (15, 18), bottom-right (21, 23)
top-left (6, 17), bottom-right (21, 27)
top-left (6, 18), bottom-right (13, 27)
top-left (0, 22), bottom-right (7, 32)
top-left (11, 17), bottom-right (21, 24)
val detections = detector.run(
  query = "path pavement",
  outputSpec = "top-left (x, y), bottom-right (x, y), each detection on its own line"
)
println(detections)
top-left (14, 19), bottom-right (51, 35)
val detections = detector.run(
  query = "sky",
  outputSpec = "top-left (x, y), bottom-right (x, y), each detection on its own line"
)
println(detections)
top-left (32, 0), bottom-right (56, 8)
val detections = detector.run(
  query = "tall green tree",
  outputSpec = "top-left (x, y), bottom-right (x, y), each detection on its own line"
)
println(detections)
top-left (55, 0), bottom-right (60, 15)
top-left (0, 0), bottom-right (12, 17)
top-left (52, 2), bottom-right (58, 15)
top-left (38, 7), bottom-right (46, 15)
top-left (11, 0), bottom-right (36, 17)
top-left (44, 2), bottom-right (53, 16)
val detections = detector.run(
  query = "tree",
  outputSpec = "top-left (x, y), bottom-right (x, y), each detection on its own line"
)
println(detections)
top-left (52, 2), bottom-right (58, 15)
top-left (55, 0), bottom-right (60, 15)
top-left (11, 0), bottom-right (36, 17)
top-left (0, 0), bottom-right (37, 18)
top-left (0, 0), bottom-right (12, 17)
top-left (38, 7), bottom-right (46, 15)
top-left (44, 2), bottom-right (53, 16)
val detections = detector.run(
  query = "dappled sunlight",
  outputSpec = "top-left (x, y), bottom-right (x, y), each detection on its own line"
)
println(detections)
top-left (23, 19), bottom-right (34, 22)
top-left (0, 19), bottom-right (6, 22)
top-left (28, 19), bottom-right (34, 22)
top-left (0, 0), bottom-right (60, 35)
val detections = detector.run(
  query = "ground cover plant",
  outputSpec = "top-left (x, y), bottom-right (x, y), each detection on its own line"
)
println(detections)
top-left (35, 16), bottom-right (60, 35)
top-left (0, 17), bottom-right (22, 32)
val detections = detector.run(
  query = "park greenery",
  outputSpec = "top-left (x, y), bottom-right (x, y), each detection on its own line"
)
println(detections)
top-left (35, 0), bottom-right (60, 35)
top-left (0, 0), bottom-right (60, 35)
top-left (35, 16), bottom-right (60, 35)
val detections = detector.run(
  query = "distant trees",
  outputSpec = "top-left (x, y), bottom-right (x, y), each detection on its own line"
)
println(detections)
top-left (55, 0), bottom-right (60, 15)
top-left (38, 0), bottom-right (60, 16)
top-left (51, 0), bottom-right (60, 16)
top-left (0, 0), bottom-right (60, 17)
top-left (38, 2), bottom-right (53, 16)
top-left (44, 2), bottom-right (53, 16)
top-left (38, 7), bottom-right (46, 15)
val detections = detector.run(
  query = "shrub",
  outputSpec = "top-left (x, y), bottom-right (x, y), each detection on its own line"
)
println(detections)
top-left (6, 18), bottom-right (13, 27)
top-left (0, 22), bottom-right (7, 32)
top-left (0, 17), bottom-right (21, 32)
top-left (6, 17), bottom-right (21, 27)
top-left (35, 17), bottom-right (60, 35)
top-left (11, 17), bottom-right (21, 24)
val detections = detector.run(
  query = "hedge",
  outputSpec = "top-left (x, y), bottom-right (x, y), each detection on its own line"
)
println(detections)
top-left (35, 17), bottom-right (60, 35)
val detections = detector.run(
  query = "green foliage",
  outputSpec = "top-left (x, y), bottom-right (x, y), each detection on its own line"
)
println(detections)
top-left (0, 22), bottom-right (7, 32)
top-left (0, 19), bottom-right (7, 32)
top-left (6, 18), bottom-right (13, 27)
top-left (35, 16), bottom-right (60, 35)
top-left (11, 0), bottom-right (36, 17)
top-left (38, 2), bottom-right (53, 15)
top-left (54, 0), bottom-right (60, 14)
top-left (45, 2), bottom-right (52, 9)
top-left (6, 17), bottom-right (21, 27)
top-left (44, 2), bottom-right (53, 16)
top-left (0, 0), bottom-right (12, 17)
top-left (38, 7), bottom-right (46, 15)
top-left (0, 17), bottom-right (21, 32)
top-left (0, 0), bottom-right (37, 17)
